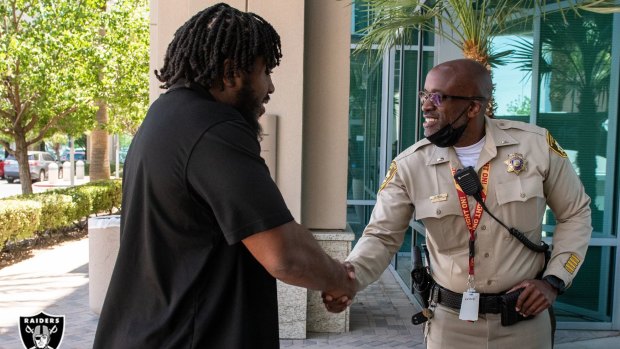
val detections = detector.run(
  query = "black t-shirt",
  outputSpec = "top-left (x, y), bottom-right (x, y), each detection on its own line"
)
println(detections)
top-left (93, 84), bottom-right (293, 349)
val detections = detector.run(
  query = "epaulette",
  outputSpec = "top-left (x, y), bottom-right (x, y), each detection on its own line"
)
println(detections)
top-left (494, 119), bottom-right (546, 137)
top-left (395, 138), bottom-right (432, 161)
top-left (494, 119), bottom-right (567, 158)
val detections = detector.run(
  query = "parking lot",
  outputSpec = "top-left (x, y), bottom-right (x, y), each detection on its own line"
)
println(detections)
top-left (0, 178), bottom-right (32, 199)
top-left (0, 176), bottom-right (90, 199)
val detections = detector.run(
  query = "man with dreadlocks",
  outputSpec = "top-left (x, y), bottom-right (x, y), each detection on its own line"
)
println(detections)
top-left (93, 3), bottom-right (356, 348)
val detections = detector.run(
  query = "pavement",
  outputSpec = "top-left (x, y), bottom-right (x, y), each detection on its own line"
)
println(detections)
top-left (0, 238), bottom-right (619, 348)
top-left (31, 176), bottom-right (95, 191)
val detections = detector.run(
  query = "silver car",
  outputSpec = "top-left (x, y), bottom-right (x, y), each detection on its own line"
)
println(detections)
top-left (3, 151), bottom-right (60, 183)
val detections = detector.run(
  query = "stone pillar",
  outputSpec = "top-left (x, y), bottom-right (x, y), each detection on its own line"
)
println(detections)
top-left (306, 229), bottom-right (355, 333)
top-left (276, 227), bottom-right (355, 338)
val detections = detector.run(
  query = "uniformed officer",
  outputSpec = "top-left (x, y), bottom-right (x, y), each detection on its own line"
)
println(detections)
top-left (325, 59), bottom-right (592, 348)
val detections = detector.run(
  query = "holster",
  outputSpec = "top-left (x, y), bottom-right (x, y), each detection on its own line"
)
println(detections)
top-left (411, 245), bottom-right (433, 308)
top-left (500, 288), bottom-right (534, 326)
top-left (411, 268), bottom-right (433, 308)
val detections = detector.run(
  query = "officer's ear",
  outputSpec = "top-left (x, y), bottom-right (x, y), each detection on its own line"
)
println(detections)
top-left (467, 101), bottom-right (483, 118)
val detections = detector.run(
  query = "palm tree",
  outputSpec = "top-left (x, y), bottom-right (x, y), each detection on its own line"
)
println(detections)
top-left (353, 0), bottom-right (620, 118)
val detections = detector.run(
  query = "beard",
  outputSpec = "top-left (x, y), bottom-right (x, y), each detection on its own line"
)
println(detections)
top-left (233, 80), bottom-right (264, 139)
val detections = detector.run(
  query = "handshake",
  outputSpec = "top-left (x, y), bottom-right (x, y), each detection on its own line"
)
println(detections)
top-left (321, 261), bottom-right (357, 313)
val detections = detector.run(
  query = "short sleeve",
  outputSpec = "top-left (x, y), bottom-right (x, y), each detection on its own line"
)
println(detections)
top-left (187, 120), bottom-right (293, 244)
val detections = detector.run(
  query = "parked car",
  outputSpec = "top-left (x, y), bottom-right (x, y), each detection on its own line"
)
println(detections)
top-left (3, 151), bottom-right (61, 183)
top-left (60, 149), bottom-right (87, 162)
top-left (0, 155), bottom-right (4, 179)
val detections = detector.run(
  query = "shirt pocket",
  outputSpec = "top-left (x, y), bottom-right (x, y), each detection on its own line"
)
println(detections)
top-left (494, 176), bottom-right (546, 235)
top-left (414, 197), bottom-right (468, 253)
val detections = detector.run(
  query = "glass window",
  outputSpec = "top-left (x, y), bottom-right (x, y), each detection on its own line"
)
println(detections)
top-left (491, 34), bottom-right (533, 122)
top-left (348, 49), bottom-right (383, 206)
top-left (348, 3), bottom-right (436, 297)
top-left (555, 246), bottom-right (615, 323)
top-left (493, 8), bottom-right (619, 326)
top-left (536, 11), bottom-right (614, 235)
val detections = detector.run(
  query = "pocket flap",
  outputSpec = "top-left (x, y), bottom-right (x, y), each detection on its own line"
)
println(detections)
top-left (414, 196), bottom-right (461, 220)
top-left (495, 177), bottom-right (544, 205)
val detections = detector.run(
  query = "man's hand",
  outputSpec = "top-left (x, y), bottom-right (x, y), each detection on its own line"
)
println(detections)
top-left (321, 262), bottom-right (356, 313)
top-left (508, 279), bottom-right (558, 317)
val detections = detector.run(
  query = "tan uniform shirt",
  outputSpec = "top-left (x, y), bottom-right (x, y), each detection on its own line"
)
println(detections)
top-left (347, 117), bottom-right (592, 294)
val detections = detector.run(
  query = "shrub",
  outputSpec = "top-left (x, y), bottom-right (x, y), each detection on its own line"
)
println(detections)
top-left (0, 200), bottom-right (41, 246)
top-left (0, 179), bottom-right (122, 249)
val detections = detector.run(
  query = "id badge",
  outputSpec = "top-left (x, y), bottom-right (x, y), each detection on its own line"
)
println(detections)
top-left (459, 290), bottom-right (479, 321)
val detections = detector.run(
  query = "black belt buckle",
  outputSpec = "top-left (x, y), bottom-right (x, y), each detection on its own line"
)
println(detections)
top-left (480, 295), bottom-right (501, 314)
top-left (500, 288), bottom-right (534, 326)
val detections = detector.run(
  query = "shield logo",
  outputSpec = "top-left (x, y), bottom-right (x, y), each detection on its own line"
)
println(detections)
top-left (18, 312), bottom-right (65, 349)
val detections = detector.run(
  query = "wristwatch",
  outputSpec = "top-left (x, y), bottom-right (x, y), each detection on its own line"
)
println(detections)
top-left (543, 275), bottom-right (566, 295)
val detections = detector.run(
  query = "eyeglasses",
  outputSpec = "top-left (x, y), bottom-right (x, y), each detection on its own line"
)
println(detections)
top-left (419, 91), bottom-right (486, 107)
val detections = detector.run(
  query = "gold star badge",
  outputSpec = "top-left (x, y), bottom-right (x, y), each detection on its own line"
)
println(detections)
top-left (505, 153), bottom-right (527, 175)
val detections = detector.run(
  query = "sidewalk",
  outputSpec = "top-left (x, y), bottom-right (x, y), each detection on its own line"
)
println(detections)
top-left (32, 176), bottom-right (93, 189)
top-left (1, 238), bottom-right (618, 348)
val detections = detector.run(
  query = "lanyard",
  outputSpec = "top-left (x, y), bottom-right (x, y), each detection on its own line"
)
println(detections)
top-left (451, 162), bottom-right (490, 284)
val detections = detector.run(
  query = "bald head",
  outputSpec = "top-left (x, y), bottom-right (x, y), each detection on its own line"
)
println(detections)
top-left (431, 59), bottom-right (492, 100)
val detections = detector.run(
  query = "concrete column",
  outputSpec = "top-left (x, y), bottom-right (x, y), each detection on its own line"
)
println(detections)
top-left (301, 0), bottom-right (351, 230)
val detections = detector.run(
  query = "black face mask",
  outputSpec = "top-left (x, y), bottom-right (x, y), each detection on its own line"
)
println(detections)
top-left (426, 107), bottom-right (469, 147)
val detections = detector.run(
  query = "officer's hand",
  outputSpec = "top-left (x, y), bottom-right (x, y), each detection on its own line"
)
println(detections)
top-left (322, 262), bottom-right (356, 313)
top-left (508, 279), bottom-right (557, 317)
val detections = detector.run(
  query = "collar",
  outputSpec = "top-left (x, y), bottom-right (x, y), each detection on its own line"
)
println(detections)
top-left (477, 117), bottom-right (519, 166)
top-left (166, 80), bottom-right (216, 101)
top-left (426, 117), bottom-right (519, 167)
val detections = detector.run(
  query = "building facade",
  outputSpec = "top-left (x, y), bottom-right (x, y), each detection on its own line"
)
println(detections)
top-left (152, 0), bottom-right (619, 331)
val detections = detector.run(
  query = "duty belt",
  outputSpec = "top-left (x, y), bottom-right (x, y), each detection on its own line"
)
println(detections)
top-left (433, 285), bottom-right (502, 314)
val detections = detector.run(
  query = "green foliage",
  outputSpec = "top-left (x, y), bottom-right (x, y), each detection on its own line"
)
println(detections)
top-left (506, 96), bottom-right (531, 115)
top-left (97, 0), bottom-right (150, 135)
top-left (72, 180), bottom-right (122, 214)
top-left (353, 0), bottom-right (620, 63)
top-left (0, 0), bottom-right (149, 190)
top-left (0, 179), bottom-right (122, 248)
top-left (0, 0), bottom-right (100, 140)
top-left (0, 200), bottom-right (41, 245)
top-left (23, 193), bottom-right (76, 231)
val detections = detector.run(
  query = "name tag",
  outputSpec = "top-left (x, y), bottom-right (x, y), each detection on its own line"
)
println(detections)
top-left (459, 291), bottom-right (479, 321)
top-left (430, 193), bottom-right (448, 203)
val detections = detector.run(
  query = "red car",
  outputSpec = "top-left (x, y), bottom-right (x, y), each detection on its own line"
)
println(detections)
top-left (0, 155), bottom-right (4, 179)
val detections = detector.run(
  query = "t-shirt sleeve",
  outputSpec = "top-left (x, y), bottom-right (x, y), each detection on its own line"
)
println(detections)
top-left (186, 119), bottom-right (293, 244)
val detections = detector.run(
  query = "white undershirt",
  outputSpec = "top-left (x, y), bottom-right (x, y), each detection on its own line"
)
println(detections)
top-left (454, 135), bottom-right (486, 168)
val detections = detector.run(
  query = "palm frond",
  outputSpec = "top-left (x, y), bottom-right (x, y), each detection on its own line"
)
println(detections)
top-left (577, 0), bottom-right (620, 14)
top-left (353, 0), bottom-right (440, 59)
top-left (355, 0), bottom-right (620, 61)
top-left (488, 49), bottom-right (514, 68)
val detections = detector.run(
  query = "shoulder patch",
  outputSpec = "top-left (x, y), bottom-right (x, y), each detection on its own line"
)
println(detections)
top-left (378, 161), bottom-right (397, 193)
top-left (547, 131), bottom-right (567, 158)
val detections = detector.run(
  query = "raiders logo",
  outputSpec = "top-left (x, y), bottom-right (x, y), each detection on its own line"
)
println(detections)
top-left (19, 312), bottom-right (65, 349)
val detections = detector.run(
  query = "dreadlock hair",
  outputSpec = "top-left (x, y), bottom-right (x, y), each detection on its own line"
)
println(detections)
top-left (155, 3), bottom-right (282, 89)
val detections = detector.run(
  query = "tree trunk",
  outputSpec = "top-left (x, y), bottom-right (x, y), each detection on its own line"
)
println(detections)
top-left (89, 3), bottom-right (110, 182)
top-left (90, 101), bottom-right (110, 180)
top-left (15, 133), bottom-right (33, 195)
